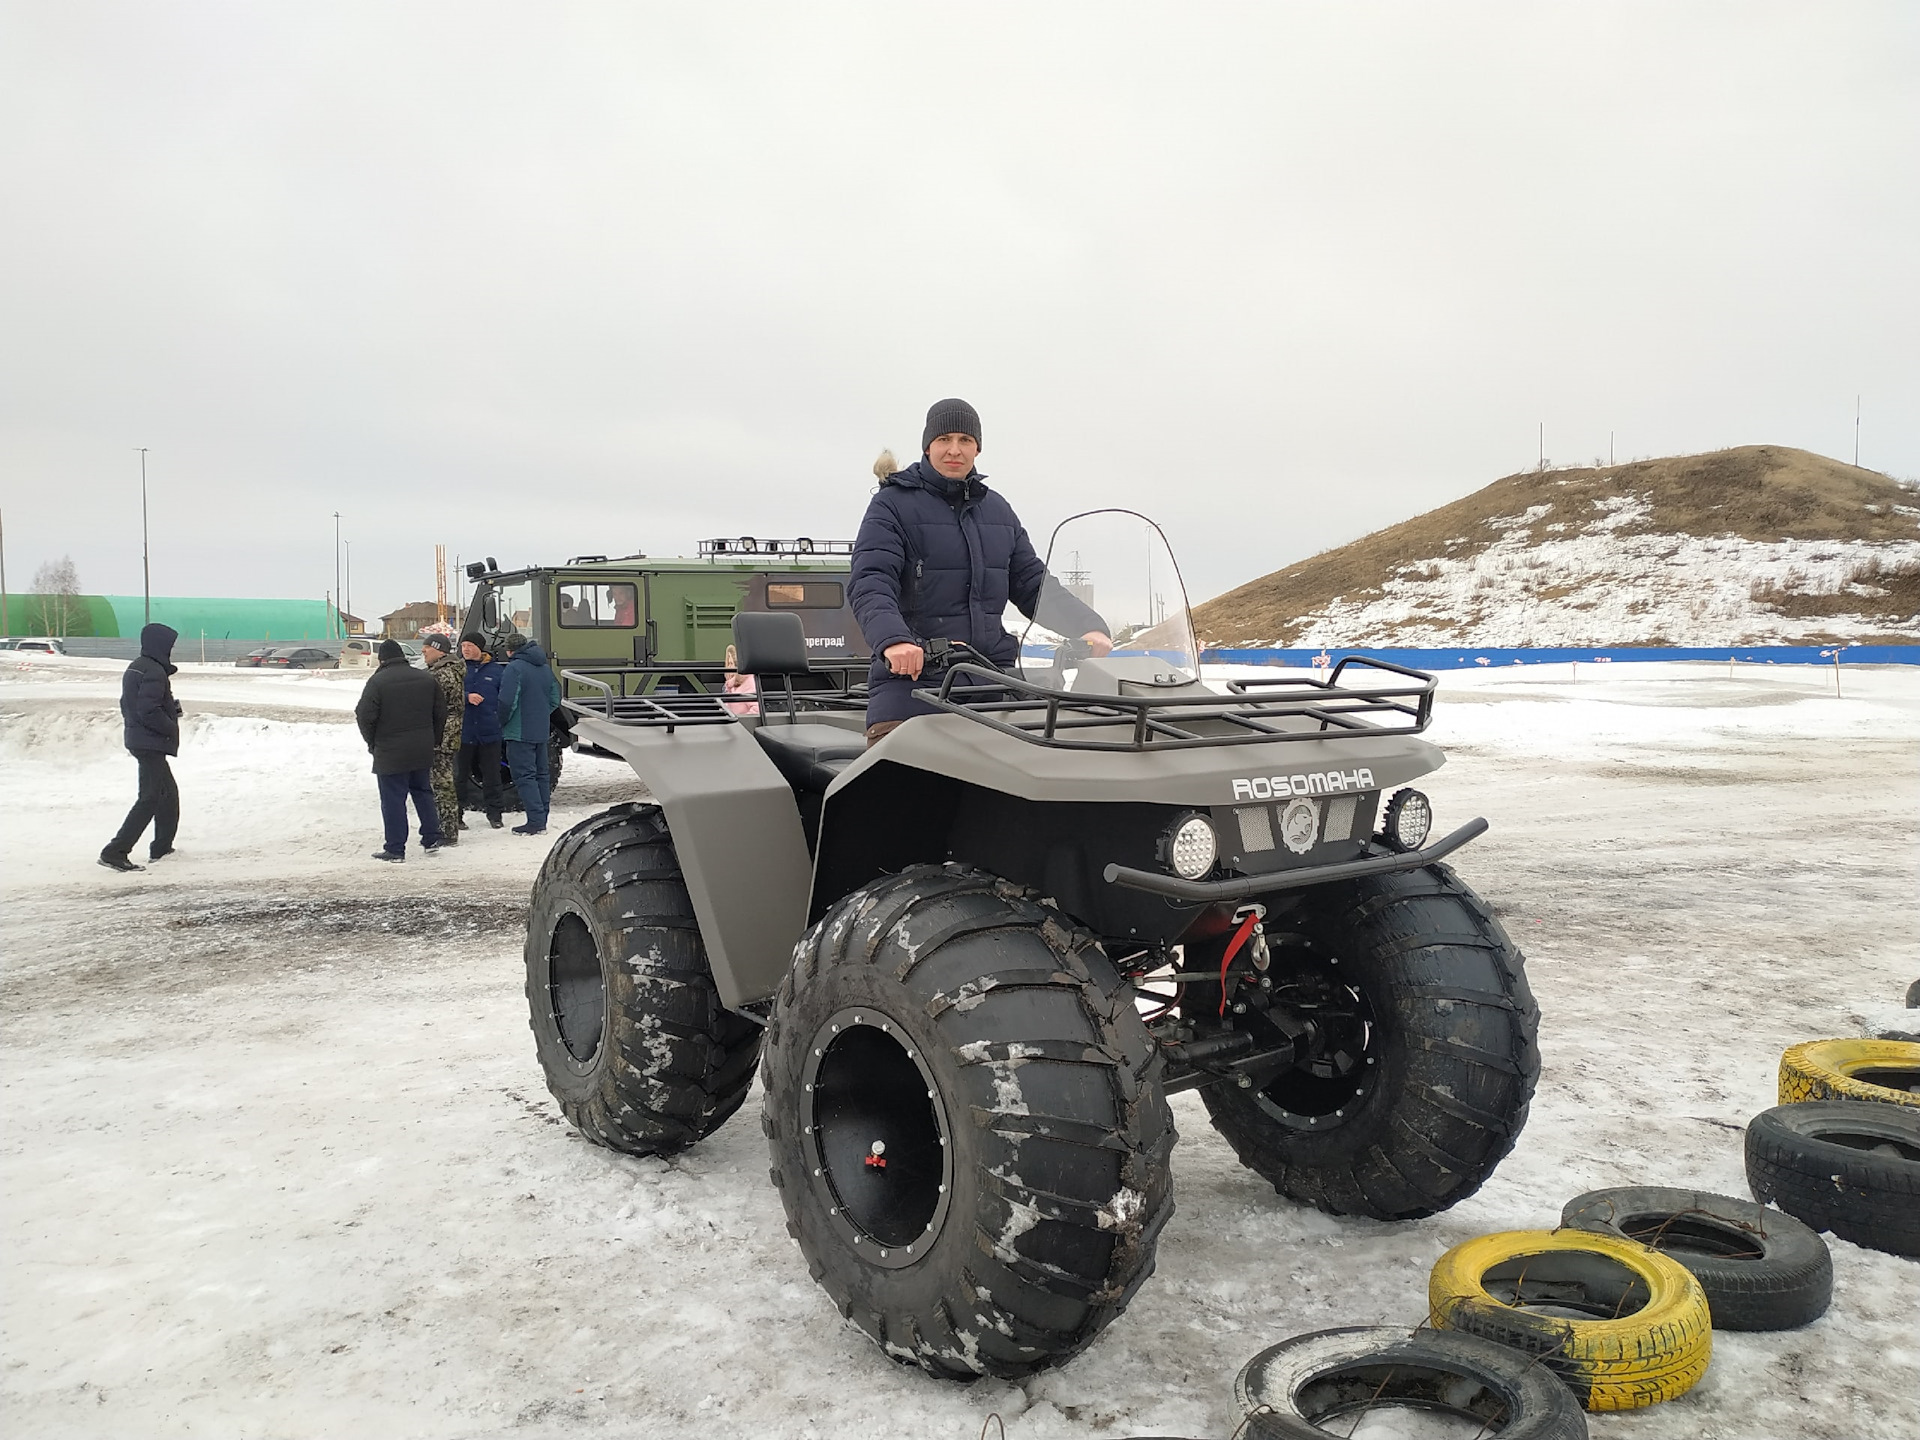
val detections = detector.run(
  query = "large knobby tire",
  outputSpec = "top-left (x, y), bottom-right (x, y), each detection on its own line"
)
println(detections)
top-left (1197, 863), bottom-right (1539, 1220)
top-left (1778, 1038), bottom-right (1920, 1108)
top-left (525, 802), bottom-right (762, 1156)
top-left (1745, 1100), bottom-right (1920, 1257)
top-left (1235, 1325), bottom-right (1589, 1440)
top-left (761, 864), bottom-right (1176, 1380)
top-left (1428, 1230), bottom-right (1712, 1412)
top-left (1560, 1186), bottom-right (1831, 1332)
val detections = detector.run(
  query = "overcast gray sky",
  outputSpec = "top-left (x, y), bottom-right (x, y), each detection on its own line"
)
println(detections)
top-left (3, 2), bottom-right (1915, 622)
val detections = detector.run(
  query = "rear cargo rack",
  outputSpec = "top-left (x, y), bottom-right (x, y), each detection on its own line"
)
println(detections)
top-left (560, 660), bottom-right (868, 729)
top-left (914, 656), bottom-right (1435, 752)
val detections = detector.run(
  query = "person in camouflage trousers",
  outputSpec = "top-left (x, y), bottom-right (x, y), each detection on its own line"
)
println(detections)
top-left (421, 634), bottom-right (466, 843)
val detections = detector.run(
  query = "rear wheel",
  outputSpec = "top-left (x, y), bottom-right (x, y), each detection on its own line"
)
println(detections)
top-left (525, 803), bottom-right (761, 1155)
top-left (762, 864), bottom-right (1176, 1379)
top-left (1195, 864), bottom-right (1539, 1220)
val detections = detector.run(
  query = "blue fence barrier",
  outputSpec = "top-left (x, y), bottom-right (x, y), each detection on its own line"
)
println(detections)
top-left (1198, 645), bottom-right (1920, 669)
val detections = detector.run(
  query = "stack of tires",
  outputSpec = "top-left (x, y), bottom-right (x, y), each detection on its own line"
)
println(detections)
top-left (1745, 1038), bottom-right (1920, 1258)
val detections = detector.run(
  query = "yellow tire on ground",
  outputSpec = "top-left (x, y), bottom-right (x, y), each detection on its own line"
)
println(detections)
top-left (1778, 1038), bottom-right (1920, 1108)
top-left (1428, 1229), bottom-right (1711, 1412)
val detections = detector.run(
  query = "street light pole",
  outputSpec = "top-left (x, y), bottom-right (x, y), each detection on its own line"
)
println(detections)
top-left (136, 448), bottom-right (151, 623)
top-left (333, 511), bottom-right (343, 639)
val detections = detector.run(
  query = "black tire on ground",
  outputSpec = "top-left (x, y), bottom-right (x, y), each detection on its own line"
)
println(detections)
top-left (495, 737), bottom-right (567, 814)
top-left (1194, 863), bottom-right (1540, 1220)
top-left (1745, 1100), bottom-right (1920, 1257)
top-left (1235, 1325), bottom-right (1589, 1440)
top-left (1560, 1185), bottom-right (1831, 1331)
top-left (761, 863), bottom-right (1176, 1380)
top-left (524, 802), bottom-right (762, 1156)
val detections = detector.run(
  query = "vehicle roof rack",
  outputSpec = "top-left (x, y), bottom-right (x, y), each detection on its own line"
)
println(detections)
top-left (698, 537), bottom-right (854, 557)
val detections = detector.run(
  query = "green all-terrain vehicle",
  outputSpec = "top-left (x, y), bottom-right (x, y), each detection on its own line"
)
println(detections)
top-left (459, 538), bottom-right (869, 804)
top-left (523, 511), bottom-right (1539, 1379)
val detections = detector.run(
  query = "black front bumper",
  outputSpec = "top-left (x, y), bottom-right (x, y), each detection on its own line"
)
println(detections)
top-left (1101, 818), bottom-right (1488, 902)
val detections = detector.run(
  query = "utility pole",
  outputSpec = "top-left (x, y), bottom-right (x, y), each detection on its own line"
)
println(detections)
top-left (1, 508), bottom-right (9, 637)
top-left (435, 543), bottom-right (448, 623)
top-left (1538, 422), bottom-right (1544, 471)
top-left (344, 540), bottom-right (352, 635)
top-left (1855, 395), bottom-right (1861, 467)
top-left (136, 448), bottom-right (151, 623)
top-left (333, 511), bottom-right (343, 639)
top-left (1609, 431), bottom-right (1614, 466)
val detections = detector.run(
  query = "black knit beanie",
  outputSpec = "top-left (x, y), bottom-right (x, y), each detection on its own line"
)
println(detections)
top-left (377, 639), bottom-right (405, 663)
top-left (922, 398), bottom-right (981, 453)
top-left (460, 631), bottom-right (485, 649)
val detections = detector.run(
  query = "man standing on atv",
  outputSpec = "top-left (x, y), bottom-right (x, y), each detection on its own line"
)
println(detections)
top-left (850, 398), bottom-right (1112, 743)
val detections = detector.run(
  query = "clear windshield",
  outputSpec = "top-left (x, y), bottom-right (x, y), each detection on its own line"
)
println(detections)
top-left (1017, 510), bottom-right (1200, 686)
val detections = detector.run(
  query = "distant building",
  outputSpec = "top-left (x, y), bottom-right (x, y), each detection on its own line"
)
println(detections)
top-left (380, 601), bottom-right (450, 640)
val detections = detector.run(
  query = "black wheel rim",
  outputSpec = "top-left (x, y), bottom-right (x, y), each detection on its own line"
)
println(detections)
top-left (548, 912), bottom-right (606, 1064)
top-left (801, 1008), bottom-right (953, 1270)
top-left (1252, 959), bottom-right (1380, 1131)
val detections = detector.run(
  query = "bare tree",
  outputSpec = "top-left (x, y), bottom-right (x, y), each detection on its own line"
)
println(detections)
top-left (30, 556), bottom-right (81, 637)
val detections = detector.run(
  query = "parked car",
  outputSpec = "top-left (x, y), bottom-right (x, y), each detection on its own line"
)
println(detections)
top-left (234, 646), bottom-right (278, 668)
top-left (339, 637), bottom-right (422, 668)
top-left (258, 646), bottom-right (338, 670)
top-left (6, 637), bottom-right (70, 655)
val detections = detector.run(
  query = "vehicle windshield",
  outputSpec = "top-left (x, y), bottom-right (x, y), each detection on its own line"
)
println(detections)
top-left (477, 579), bottom-right (534, 648)
top-left (1017, 509), bottom-right (1200, 687)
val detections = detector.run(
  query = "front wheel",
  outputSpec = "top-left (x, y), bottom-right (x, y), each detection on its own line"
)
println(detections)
top-left (1196, 863), bottom-right (1539, 1220)
top-left (762, 864), bottom-right (1176, 1379)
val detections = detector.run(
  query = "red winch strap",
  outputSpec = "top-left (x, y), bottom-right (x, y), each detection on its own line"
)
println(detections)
top-left (1218, 911), bottom-right (1262, 1018)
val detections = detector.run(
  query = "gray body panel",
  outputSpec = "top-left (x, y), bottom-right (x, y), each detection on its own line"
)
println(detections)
top-left (570, 712), bottom-right (820, 1009)
top-left (826, 712), bottom-right (1443, 810)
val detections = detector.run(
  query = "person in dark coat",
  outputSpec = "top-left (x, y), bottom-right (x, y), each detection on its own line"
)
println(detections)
top-left (497, 634), bottom-right (560, 835)
top-left (848, 398), bottom-right (1110, 740)
top-left (354, 639), bottom-right (450, 861)
top-left (457, 633), bottom-right (506, 828)
top-left (100, 622), bottom-right (185, 872)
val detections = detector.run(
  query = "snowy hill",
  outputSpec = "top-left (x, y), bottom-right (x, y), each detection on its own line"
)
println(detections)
top-left (1195, 446), bottom-right (1920, 648)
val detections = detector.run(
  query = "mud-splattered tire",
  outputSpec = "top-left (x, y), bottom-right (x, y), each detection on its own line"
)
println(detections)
top-left (1560, 1186), bottom-right (1831, 1331)
top-left (761, 863), bottom-right (1176, 1380)
top-left (1235, 1325), bottom-right (1589, 1440)
top-left (525, 802), bottom-right (761, 1156)
top-left (1428, 1230), bottom-right (1712, 1412)
top-left (1745, 1100), bottom-right (1920, 1257)
top-left (1778, 1038), bottom-right (1920, 1108)
top-left (1197, 864), bottom-right (1539, 1220)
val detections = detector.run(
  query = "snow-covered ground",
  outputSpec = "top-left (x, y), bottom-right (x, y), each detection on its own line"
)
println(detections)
top-left (1283, 494), bottom-right (1920, 648)
top-left (3, 654), bottom-right (1917, 1439)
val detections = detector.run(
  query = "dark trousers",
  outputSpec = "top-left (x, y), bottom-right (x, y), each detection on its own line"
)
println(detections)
top-left (377, 769), bottom-right (444, 855)
top-left (505, 738), bottom-right (550, 829)
top-left (107, 750), bottom-right (179, 859)
top-left (457, 740), bottom-right (504, 818)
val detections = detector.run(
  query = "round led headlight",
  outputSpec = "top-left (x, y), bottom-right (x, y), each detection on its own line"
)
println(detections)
top-left (1383, 788), bottom-right (1433, 851)
top-left (1164, 814), bottom-right (1218, 880)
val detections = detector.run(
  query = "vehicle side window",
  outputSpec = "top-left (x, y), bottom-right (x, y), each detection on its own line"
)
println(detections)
top-left (766, 581), bottom-right (845, 609)
top-left (557, 583), bottom-right (638, 628)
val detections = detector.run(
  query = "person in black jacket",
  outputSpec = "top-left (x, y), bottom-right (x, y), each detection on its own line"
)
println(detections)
top-left (849, 398), bottom-right (1110, 741)
top-left (355, 639), bottom-right (451, 861)
top-left (100, 622), bottom-right (185, 872)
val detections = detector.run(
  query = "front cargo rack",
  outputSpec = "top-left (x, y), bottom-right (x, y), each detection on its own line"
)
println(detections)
top-left (913, 655), bottom-right (1436, 752)
top-left (560, 660), bottom-right (868, 729)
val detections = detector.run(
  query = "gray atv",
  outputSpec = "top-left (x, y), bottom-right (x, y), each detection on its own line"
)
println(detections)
top-left (524, 510), bottom-right (1539, 1380)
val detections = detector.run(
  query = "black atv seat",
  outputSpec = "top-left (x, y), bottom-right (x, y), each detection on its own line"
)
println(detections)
top-left (753, 723), bottom-right (866, 793)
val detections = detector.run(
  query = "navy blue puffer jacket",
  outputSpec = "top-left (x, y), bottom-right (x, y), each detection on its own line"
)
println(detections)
top-left (121, 623), bottom-right (182, 755)
top-left (849, 460), bottom-right (1103, 725)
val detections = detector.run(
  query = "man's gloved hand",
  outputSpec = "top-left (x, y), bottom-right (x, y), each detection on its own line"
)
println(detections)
top-left (883, 642), bottom-right (925, 679)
